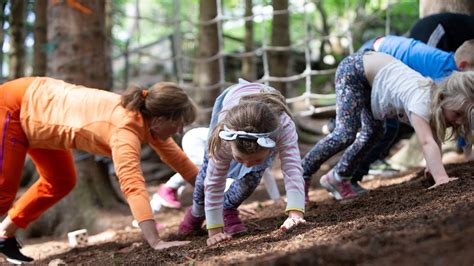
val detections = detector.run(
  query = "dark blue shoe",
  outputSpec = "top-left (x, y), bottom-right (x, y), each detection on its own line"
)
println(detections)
top-left (0, 237), bottom-right (33, 264)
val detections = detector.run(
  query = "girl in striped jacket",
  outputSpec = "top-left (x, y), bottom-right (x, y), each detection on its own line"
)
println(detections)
top-left (179, 80), bottom-right (306, 246)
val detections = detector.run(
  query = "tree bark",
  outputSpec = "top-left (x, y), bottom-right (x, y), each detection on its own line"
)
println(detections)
top-left (104, 0), bottom-right (113, 89)
top-left (241, 0), bottom-right (254, 81)
top-left (269, 0), bottom-right (290, 96)
top-left (8, 0), bottom-right (26, 79)
top-left (314, 0), bottom-right (329, 65)
top-left (0, 0), bottom-right (6, 79)
top-left (420, 0), bottom-right (474, 17)
top-left (47, 0), bottom-right (109, 87)
top-left (33, 0), bottom-right (47, 76)
top-left (26, 0), bottom-right (122, 238)
top-left (193, 0), bottom-right (221, 124)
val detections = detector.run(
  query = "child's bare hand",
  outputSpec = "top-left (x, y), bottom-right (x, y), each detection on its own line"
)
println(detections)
top-left (207, 232), bottom-right (232, 246)
top-left (153, 240), bottom-right (190, 250)
top-left (280, 216), bottom-right (306, 231)
top-left (238, 207), bottom-right (257, 218)
top-left (428, 176), bottom-right (458, 189)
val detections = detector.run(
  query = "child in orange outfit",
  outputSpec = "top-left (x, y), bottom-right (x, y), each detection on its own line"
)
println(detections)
top-left (0, 77), bottom-right (197, 263)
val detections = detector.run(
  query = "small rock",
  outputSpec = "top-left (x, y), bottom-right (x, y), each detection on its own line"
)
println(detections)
top-left (48, 258), bottom-right (67, 266)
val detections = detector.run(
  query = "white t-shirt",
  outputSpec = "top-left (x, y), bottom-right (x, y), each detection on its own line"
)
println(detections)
top-left (182, 127), bottom-right (209, 167)
top-left (371, 60), bottom-right (432, 125)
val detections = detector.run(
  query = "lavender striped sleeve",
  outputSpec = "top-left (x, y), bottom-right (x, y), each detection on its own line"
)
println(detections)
top-left (276, 113), bottom-right (305, 213)
top-left (204, 144), bottom-right (233, 229)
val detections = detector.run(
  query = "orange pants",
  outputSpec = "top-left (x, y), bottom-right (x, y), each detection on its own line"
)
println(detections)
top-left (0, 78), bottom-right (77, 228)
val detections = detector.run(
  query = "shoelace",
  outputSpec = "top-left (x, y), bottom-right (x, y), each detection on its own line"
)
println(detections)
top-left (14, 238), bottom-right (23, 249)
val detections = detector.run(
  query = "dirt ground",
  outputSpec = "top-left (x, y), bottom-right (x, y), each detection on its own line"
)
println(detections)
top-left (7, 155), bottom-right (474, 265)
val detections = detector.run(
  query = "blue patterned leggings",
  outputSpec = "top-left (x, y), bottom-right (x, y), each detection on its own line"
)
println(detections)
top-left (191, 153), bottom-right (265, 217)
top-left (302, 51), bottom-right (385, 179)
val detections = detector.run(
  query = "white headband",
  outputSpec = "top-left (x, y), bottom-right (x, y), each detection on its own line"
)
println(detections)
top-left (218, 125), bottom-right (276, 148)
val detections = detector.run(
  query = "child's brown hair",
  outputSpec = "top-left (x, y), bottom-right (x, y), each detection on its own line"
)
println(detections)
top-left (208, 89), bottom-right (291, 157)
top-left (121, 82), bottom-right (197, 125)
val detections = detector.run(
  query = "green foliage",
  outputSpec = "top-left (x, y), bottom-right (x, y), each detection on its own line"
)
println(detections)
top-left (8, 0), bottom-right (422, 86)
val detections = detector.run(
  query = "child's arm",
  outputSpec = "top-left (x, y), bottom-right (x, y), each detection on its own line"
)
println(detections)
top-left (276, 116), bottom-right (306, 229)
top-left (204, 151), bottom-right (233, 246)
top-left (138, 220), bottom-right (190, 249)
top-left (411, 114), bottom-right (458, 188)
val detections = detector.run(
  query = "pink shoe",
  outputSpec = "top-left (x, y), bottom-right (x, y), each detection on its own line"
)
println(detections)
top-left (319, 170), bottom-right (358, 200)
top-left (223, 209), bottom-right (247, 235)
top-left (304, 179), bottom-right (311, 204)
top-left (178, 207), bottom-right (205, 234)
top-left (156, 184), bottom-right (181, 209)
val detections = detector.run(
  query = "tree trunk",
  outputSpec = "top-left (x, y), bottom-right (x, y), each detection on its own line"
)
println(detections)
top-left (0, 0), bottom-right (6, 80)
top-left (33, 0), bottom-right (47, 76)
top-left (8, 0), bottom-right (26, 79)
top-left (420, 0), bottom-right (474, 17)
top-left (47, 0), bottom-right (109, 86)
top-left (315, 0), bottom-right (329, 65)
top-left (269, 0), bottom-right (290, 96)
top-left (26, 0), bottom-right (122, 238)
top-left (193, 0), bottom-right (221, 124)
top-left (241, 0), bottom-right (254, 81)
top-left (104, 0), bottom-right (113, 89)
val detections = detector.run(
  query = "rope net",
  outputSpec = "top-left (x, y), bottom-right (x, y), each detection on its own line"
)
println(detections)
top-left (113, 0), bottom-right (401, 116)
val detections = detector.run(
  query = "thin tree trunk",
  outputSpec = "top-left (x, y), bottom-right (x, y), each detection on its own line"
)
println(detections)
top-left (33, 0), bottom-right (47, 76)
top-left (8, 0), bottom-right (26, 79)
top-left (241, 0), bottom-right (254, 81)
top-left (104, 0), bottom-right (113, 89)
top-left (315, 0), bottom-right (329, 66)
top-left (269, 0), bottom-right (290, 96)
top-left (0, 0), bottom-right (7, 79)
top-left (193, 0), bottom-right (220, 124)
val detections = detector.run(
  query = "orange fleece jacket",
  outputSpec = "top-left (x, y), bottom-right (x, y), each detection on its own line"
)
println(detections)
top-left (20, 77), bottom-right (198, 222)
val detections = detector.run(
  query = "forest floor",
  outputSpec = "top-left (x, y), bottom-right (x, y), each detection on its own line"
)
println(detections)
top-left (6, 149), bottom-right (474, 265)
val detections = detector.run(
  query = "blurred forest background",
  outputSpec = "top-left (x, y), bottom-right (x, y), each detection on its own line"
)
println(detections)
top-left (3, 0), bottom-right (473, 239)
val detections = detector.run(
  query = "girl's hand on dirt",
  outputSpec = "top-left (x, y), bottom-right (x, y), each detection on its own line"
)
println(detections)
top-left (207, 232), bottom-right (232, 246)
top-left (153, 240), bottom-right (190, 250)
top-left (428, 176), bottom-right (458, 189)
top-left (280, 211), bottom-right (306, 231)
top-left (238, 207), bottom-right (257, 218)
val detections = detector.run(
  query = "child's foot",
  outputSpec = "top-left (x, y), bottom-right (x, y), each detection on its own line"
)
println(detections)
top-left (178, 207), bottom-right (205, 235)
top-left (0, 237), bottom-right (34, 264)
top-left (320, 170), bottom-right (358, 200)
top-left (150, 193), bottom-right (162, 213)
top-left (223, 208), bottom-right (247, 235)
top-left (156, 184), bottom-right (181, 209)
